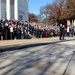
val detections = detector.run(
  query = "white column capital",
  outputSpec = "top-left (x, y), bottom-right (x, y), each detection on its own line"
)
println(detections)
top-left (6, 0), bottom-right (11, 20)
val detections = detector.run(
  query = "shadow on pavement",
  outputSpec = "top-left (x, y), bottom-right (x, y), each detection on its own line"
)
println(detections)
top-left (0, 39), bottom-right (75, 75)
top-left (0, 39), bottom-right (75, 53)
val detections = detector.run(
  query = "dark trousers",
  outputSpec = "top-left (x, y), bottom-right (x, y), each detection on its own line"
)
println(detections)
top-left (59, 32), bottom-right (64, 40)
top-left (59, 33), bottom-right (62, 40)
top-left (62, 33), bottom-right (64, 40)
top-left (10, 32), bottom-right (13, 40)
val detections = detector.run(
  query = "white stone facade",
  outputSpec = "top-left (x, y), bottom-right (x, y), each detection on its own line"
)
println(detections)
top-left (0, 0), bottom-right (28, 21)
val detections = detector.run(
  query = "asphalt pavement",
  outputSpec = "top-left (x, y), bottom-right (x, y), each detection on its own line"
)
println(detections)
top-left (0, 37), bottom-right (75, 75)
top-left (0, 37), bottom-right (75, 48)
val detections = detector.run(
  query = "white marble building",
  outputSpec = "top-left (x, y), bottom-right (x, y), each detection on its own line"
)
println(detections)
top-left (0, 0), bottom-right (28, 21)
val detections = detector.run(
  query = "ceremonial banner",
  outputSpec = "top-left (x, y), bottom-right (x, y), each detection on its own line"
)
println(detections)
top-left (72, 20), bottom-right (74, 26)
top-left (74, 20), bottom-right (75, 26)
top-left (67, 20), bottom-right (70, 27)
top-left (67, 20), bottom-right (70, 32)
top-left (73, 20), bottom-right (75, 31)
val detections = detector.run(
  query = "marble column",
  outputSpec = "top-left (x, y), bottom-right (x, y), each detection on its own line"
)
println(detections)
top-left (14, 0), bottom-right (18, 20)
top-left (6, 0), bottom-right (11, 20)
top-left (0, 0), bottom-right (1, 19)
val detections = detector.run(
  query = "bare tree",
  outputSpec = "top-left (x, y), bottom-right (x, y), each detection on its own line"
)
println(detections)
top-left (40, 0), bottom-right (75, 25)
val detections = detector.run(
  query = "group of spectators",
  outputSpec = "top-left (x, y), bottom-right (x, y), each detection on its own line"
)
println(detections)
top-left (0, 20), bottom-right (30, 40)
top-left (0, 19), bottom-right (74, 40)
top-left (0, 19), bottom-right (60, 40)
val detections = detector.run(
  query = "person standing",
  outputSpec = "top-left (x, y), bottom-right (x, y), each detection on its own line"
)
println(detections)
top-left (62, 25), bottom-right (65, 40)
top-left (59, 24), bottom-right (63, 40)
top-left (10, 25), bottom-right (13, 40)
top-left (13, 25), bottom-right (17, 40)
top-left (0, 25), bottom-right (2, 40)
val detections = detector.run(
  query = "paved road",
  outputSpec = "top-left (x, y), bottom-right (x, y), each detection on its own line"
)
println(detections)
top-left (0, 39), bottom-right (75, 75)
top-left (0, 37), bottom-right (75, 48)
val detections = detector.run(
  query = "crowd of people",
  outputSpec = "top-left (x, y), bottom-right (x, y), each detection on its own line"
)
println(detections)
top-left (0, 19), bottom-right (60, 40)
top-left (0, 19), bottom-right (74, 40)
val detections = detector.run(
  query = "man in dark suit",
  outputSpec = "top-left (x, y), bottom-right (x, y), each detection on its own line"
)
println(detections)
top-left (59, 24), bottom-right (65, 40)
top-left (59, 24), bottom-right (63, 40)
top-left (62, 25), bottom-right (65, 40)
